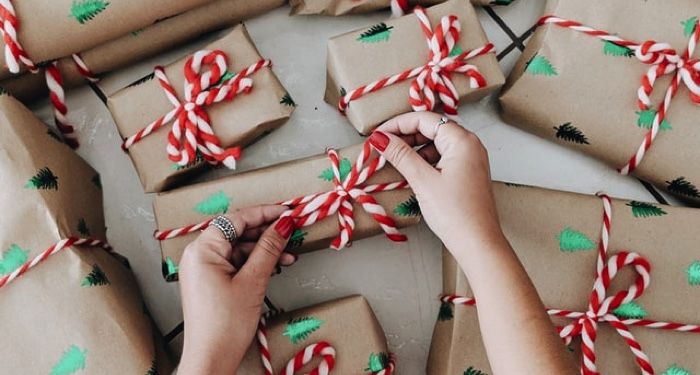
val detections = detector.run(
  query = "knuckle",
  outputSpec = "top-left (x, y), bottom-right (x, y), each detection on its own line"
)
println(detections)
top-left (257, 235), bottom-right (284, 258)
top-left (386, 141), bottom-right (412, 166)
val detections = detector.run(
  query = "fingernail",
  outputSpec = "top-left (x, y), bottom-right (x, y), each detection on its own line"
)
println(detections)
top-left (369, 131), bottom-right (390, 152)
top-left (274, 216), bottom-right (295, 239)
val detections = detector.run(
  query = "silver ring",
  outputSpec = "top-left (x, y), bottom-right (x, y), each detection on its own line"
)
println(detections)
top-left (209, 215), bottom-right (237, 243)
top-left (435, 116), bottom-right (448, 135)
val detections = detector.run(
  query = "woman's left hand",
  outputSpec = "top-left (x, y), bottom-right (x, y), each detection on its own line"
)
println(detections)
top-left (177, 205), bottom-right (297, 374)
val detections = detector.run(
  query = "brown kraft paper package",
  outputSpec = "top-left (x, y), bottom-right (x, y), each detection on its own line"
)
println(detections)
top-left (237, 295), bottom-right (392, 373)
top-left (290, 0), bottom-right (515, 16)
top-left (0, 94), bottom-right (173, 374)
top-left (153, 143), bottom-right (420, 281)
top-left (0, 0), bottom-right (286, 101)
top-left (499, 0), bottom-right (700, 204)
top-left (427, 182), bottom-right (700, 374)
top-left (325, 0), bottom-right (504, 134)
top-left (108, 24), bottom-right (294, 193)
top-left (0, 0), bottom-right (220, 76)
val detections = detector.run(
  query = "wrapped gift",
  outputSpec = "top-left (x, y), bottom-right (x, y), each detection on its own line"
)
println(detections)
top-left (427, 182), bottom-right (700, 374)
top-left (0, 95), bottom-right (173, 374)
top-left (108, 25), bottom-right (294, 193)
top-left (290, 0), bottom-right (515, 16)
top-left (0, 0), bottom-right (286, 102)
top-left (237, 295), bottom-right (395, 374)
top-left (500, 0), bottom-right (700, 204)
top-left (153, 141), bottom-right (420, 281)
top-left (325, 0), bottom-right (504, 134)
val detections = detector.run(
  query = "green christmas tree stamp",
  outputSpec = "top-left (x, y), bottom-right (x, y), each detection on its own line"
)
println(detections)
top-left (687, 261), bottom-right (700, 286)
top-left (613, 301), bottom-right (648, 319)
top-left (0, 244), bottom-right (29, 276)
top-left (91, 174), bottom-right (101, 189)
top-left (82, 264), bottom-right (109, 287)
top-left (77, 218), bottom-right (91, 236)
top-left (666, 177), bottom-right (700, 198)
top-left (70, 0), bottom-right (110, 24)
top-left (626, 201), bottom-right (667, 218)
top-left (172, 151), bottom-right (204, 171)
top-left (557, 227), bottom-right (595, 252)
top-left (449, 45), bottom-right (464, 58)
top-left (365, 353), bottom-right (390, 372)
top-left (637, 109), bottom-right (671, 131)
top-left (25, 167), bottom-right (59, 190)
top-left (602, 41), bottom-right (634, 58)
top-left (145, 359), bottom-right (158, 375)
top-left (164, 256), bottom-right (179, 280)
top-left (49, 345), bottom-right (86, 375)
top-left (127, 72), bottom-right (155, 88)
top-left (554, 123), bottom-right (589, 145)
top-left (194, 191), bottom-right (231, 215)
top-left (283, 316), bottom-right (324, 344)
top-left (464, 366), bottom-right (487, 375)
top-left (357, 23), bottom-right (394, 43)
top-left (683, 16), bottom-right (698, 38)
top-left (280, 93), bottom-right (296, 107)
top-left (394, 195), bottom-right (420, 217)
top-left (525, 54), bottom-right (557, 76)
top-left (286, 229), bottom-right (307, 251)
top-left (437, 302), bottom-right (453, 321)
top-left (662, 365), bottom-right (693, 375)
top-left (319, 158), bottom-right (352, 182)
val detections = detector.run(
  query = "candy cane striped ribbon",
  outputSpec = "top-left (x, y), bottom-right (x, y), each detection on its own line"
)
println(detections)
top-left (155, 140), bottom-right (410, 250)
top-left (338, 7), bottom-right (494, 121)
top-left (122, 50), bottom-right (269, 169)
top-left (0, 237), bottom-right (112, 289)
top-left (441, 194), bottom-right (700, 375)
top-left (538, 16), bottom-right (700, 175)
top-left (390, 0), bottom-right (410, 17)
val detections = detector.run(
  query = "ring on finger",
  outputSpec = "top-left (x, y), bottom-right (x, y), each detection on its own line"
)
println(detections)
top-left (434, 116), bottom-right (449, 136)
top-left (209, 215), bottom-right (238, 243)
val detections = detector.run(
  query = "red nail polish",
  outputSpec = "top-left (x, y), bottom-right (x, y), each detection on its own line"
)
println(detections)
top-left (274, 216), bottom-right (295, 239)
top-left (369, 131), bottom-right (390, 152)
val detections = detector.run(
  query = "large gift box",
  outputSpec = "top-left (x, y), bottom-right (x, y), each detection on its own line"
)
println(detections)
top-left (237, 295), bottom-right (395, 374)
top-left (0, 95), bottom-right (173, 374)
top-left (499, 0), bottom-right (700, 204)
top-left (153, 142), bottom-right (420, 281)
top-left (108, 25), bottom-right (294, 193)
top-left (290, 0), bottom-right (515, 16)
top-left (427, 183), bottom-right (700, 374)
top-left (325, 0), bottom-right (504, 134)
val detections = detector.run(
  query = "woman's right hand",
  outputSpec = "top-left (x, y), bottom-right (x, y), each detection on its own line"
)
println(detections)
top-left (368, 111), bottom-right (503, 252)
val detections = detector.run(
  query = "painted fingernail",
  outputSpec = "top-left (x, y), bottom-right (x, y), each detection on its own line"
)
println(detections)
top-left (274, 216), bottom-right (295, 239)
top-left (369, 131), bottom-right (390, 152)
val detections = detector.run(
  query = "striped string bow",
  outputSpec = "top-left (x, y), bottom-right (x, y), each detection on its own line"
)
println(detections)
top-left (257, 314), bottom-right (395, 375)
top-left (441, 194), bottom-right (700, 375)
top-left (122, 50), bottom-right (270, 170)
top-left (538, 16), bottom-right (700, 175)
top-left (338, 6), bottom-right (494, 121)
top-left (154, 140), bottom-right (409, 251)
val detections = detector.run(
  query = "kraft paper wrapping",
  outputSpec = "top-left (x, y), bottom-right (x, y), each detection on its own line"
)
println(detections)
top-left (0, 95), bottom-right (173, 374)
top-left (108, 25), bottom-right (294, 193)
top-left (427, 182), bottom-right (700, 374)
top-left (153, 143), bottom-right (420, 281)
top-left (325, 0), bottom-right (504, 134)
top-left (0, 0), bottom-right (219, 78)
top-left (499, 0), bottom-right (700, 204)
top-left (290, 0), bottom-right (514, 16)
top-left (0, 0), bottom-right (286, 102)
top-left (237, 295), bottom-right (391, 373)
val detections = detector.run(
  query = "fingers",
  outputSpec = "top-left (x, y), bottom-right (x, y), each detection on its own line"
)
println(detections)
top-left (238, 216), bottom-right (295, 285)
top-left (368, 130), bottom-right (437, 190)
top-left (231, 242), bottom-right (297, 269)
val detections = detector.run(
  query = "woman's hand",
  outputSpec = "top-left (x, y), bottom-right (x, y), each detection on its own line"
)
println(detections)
top-left (177, 206), bottom-right (297, 374)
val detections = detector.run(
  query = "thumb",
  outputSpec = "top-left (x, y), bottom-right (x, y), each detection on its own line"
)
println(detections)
top-left (239, 216), bottom-right (294, 283)
top-left (368, 130), bottom-right (436, 189)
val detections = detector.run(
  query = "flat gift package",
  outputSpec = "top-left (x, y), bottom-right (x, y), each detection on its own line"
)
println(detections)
top-left (153, 142), bottom-right (420, 281)
top-left (108, 24), bottom-right (294, 193)
top-left (0, 0), bottom-right (286, 102)
top-left (325, 0), bottom-right (504, 134)
top-left (499, 0), bottom-right (700, 204)
top-left (290, 0), bottom-right (515, 16)
top-left (237, 295), bottom-right (395, 374)
top-left (427, 182), bottom-right (700, 374)
top-left (0, 94), bottom-right (173, 374)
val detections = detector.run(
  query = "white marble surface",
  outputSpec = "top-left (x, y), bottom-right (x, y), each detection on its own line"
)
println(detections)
top-left (27, 1), bottom-right (677, 373)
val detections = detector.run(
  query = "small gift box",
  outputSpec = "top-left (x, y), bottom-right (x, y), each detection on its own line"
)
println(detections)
top-left (108, 24), bottom-right (294, 193)
top-left (500, 0), bottom-right (700, 203)
top-left (153, 141), bottom-right (420, 281)
top-left (290, 0), bottom-right (516, 17)
top-left (325, 0), bottom-right (504, 134)
top-left (427, 182), bottom-right (700, 374)
top-left (237, 295), bottom-right (395, 374)
top-left (0, 95), bottom-right (173, 374)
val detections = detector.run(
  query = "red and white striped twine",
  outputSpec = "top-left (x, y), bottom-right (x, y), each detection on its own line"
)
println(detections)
top-left (122, 50), bottom-right (270, 170)
top-left (441, 194), bottom-right (700, 375)
top-left (155, 140), bottom-right (410, 251)
top-left (389, 0), bottom-right (410, 17)
top-left (538, 16), bottom-right (700, 175)
top-left (338, 6), bottom-right (494, 122)
top-left (0, 237), bottom-right (112, 289)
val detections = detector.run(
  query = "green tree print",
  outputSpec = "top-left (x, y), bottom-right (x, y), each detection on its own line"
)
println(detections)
top-left (319, 158), bottom-right (352, 182)
top-left (666, 177), bottom-right (700, 198)
top-left (47, 129), bottom-right (64, 142)
top-left (449, 46), bottom-right (464, 58)
top-left (194, 191), bottom-right (230, 215)
top-left (145, 359), bottom-right (158, 375)
top-left (663, 365), bottom-right (693, 375)
top-left (525, 54), bottom-right (557, 76)
top-left (438, 302), bottom-right (453, 321)
top-left (49, 345), bottom-right (86, 375)
top-left (626, 201), bottom-right (667, 218)
top-left (557, 227), bottom-right (595, 252)
top-left (77, 218), bottom-right (91, 236)
top-left (365, 353), bottom-right (390, 372)
top-left (464, 366), bottom-right (487, 375)
top-left (25, 167), bottom-right (59, 190)
top-left (687, 261), bottom-right (700, 286)
top-left (164, 257), bottom-right (179, 280)
top-left (602, 41), bottom-right (634, 57)
top-left (357, 23), bottom-right (394, 43)
top-left (394, 195), bottom-right (421, 217)
top-left (172, 151), bottom-right (204, 170)
top-left (286, 229), bottom-right (307, 251)
top-left (683, 17), bottom-right (698, 38)
top-left (283, 316), bottom-right (324, 344)
top-left (0, 244), bottom-right (29, 276)
top-left (82, 264), bottom-right (109, 287)
top-left (554, 123), bottom-right (589, 145)
top-left (127, 72), bottom-right (155, 88)
top-left (70, 0), bottom-right (110, 24)
top-left (637, 109), bottom-right (671, 131)
top-left (92, 174), bottom-right (102, 189)
top-left (280, 93), bottom-right (296, 107)
top-left (613, 301), bottom-right (648, 319)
